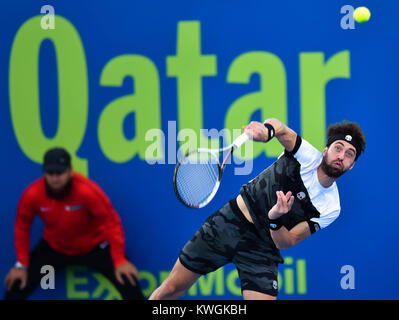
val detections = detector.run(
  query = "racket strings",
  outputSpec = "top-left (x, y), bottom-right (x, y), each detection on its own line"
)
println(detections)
top-left (175, 152), bottom-right (220, 207)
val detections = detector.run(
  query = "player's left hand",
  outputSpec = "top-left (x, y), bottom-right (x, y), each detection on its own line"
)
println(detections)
top-left (115, 261), bottom-right (140, 286)
top-left (268, 190), bottom-right (295, 220)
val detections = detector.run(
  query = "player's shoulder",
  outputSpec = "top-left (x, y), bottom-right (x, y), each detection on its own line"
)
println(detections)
top-left (292, 137), bottom-right (323, 168)
top-left (297, 138), bottom-right (322, 157)
top-left (72, 172), bottom-right (108, 199)
top-left (282, 136), bottom-right (321, 158)
top-left (22, 176), bottom-right (45, 198)
top-left (18, 177), bottom-right (46, 208)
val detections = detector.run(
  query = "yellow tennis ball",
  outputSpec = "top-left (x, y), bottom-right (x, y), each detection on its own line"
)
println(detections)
top-left (353, 6), bottom-right (371, 23)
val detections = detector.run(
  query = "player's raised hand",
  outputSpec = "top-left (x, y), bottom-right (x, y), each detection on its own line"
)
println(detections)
top-left (268, 191), bottom-right (295, 220)
top-left (242, 121), bottom-right (270, 142)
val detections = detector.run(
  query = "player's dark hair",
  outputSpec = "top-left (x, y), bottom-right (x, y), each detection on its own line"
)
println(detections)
top-left (326, 121), bottom-right (366, 161)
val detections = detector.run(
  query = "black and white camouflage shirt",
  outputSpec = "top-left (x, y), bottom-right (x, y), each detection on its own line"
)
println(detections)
top-left (240, 135), bottom-right (341, 241)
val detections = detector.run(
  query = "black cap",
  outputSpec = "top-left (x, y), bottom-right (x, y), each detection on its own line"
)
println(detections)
top-left (43, 148), bottom-right (71, 173)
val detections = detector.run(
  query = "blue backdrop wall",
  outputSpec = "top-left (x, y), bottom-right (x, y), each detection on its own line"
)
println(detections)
top-left (1, 0), bottom-right (398, 299)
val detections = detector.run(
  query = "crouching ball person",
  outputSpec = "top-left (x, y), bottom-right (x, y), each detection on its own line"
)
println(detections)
top-left (4, 148), bottom-right (144, 300)
top-left (150, 119), bottom-right (366, 300)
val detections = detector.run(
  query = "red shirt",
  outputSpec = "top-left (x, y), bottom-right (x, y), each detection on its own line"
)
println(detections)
top-left (15, 173), bottom-right (127, 267)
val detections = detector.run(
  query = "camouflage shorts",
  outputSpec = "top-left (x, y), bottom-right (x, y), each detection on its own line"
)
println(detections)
top-left (179, 199), bottom-right (282, 297)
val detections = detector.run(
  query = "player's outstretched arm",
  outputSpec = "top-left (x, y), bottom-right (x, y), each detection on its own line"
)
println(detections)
top-left (243, 118), bottom-right (298, 152)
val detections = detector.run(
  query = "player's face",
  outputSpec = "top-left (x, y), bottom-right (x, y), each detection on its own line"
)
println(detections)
top-left (321, 141), bottom-right (356, 178)
top-left (44, 168), bottom-right (73, 191)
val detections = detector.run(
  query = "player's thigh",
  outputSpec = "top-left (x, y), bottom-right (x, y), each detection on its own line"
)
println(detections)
top-left (242, 290), bottom-right (276, 300)
top-left (178, 201), bottom-right (243, 276)
top-left (233, 230), bottom-right (280, 298)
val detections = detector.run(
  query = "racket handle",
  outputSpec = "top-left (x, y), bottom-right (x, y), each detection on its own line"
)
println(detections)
top-left (232, 133), bottom-right (250, 150)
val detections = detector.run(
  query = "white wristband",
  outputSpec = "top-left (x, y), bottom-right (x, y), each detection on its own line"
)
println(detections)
top-left (15, 261), bottom-right (27, 270)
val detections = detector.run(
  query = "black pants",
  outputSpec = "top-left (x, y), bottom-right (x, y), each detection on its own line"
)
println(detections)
top-left (4, 239), bottom-right (145, 300)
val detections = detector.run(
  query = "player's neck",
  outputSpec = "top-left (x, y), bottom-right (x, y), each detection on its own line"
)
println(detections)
top-left (317, 166), bottom-right (336, 188)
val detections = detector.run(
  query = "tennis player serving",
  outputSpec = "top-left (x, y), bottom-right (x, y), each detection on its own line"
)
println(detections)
top-left (150, 118), bottom-right (366, 300)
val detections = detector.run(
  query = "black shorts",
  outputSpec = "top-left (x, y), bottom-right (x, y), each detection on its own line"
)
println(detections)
top-left (179, 199), bottom-right (283, 297)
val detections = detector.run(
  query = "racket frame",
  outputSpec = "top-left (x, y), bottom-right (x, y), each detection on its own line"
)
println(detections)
top-left (173, 133), bottom-right (249, 208)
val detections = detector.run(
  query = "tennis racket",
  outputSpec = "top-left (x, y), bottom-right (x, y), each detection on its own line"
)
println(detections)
top-left (173, 132), bottom-right (250, 208)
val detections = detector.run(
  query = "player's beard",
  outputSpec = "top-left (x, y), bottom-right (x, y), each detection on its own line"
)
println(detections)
top-left (320, 154), bottom-right (347, 178)
top-left (45, 178), bottom-right (73, 199)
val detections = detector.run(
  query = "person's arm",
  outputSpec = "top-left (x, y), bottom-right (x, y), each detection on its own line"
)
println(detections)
top-left (14, 190), bottom-right (36, 267)
top-left (268, 191), bottom-right (312, 250)
top-left (270, 221), bottom-right (311, 250)
top-left (243, 118), bottom-right (298, 152)
top-left (85, 186), bottom-right (127, 267)
top-left (86, 186), bottom-right (140, 285)
top-left (5, 189), bottom-right (36, 291)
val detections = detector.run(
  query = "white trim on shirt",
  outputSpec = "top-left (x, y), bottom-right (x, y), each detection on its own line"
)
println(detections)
top-left (292, 138), bottom-right (341, 229)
